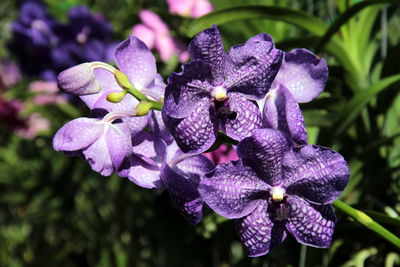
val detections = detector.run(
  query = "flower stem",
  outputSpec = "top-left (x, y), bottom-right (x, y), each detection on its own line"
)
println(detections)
top-left (333, 199), bottom-right (400, 249)
top-left (125, 85), bottom-right (163, 111)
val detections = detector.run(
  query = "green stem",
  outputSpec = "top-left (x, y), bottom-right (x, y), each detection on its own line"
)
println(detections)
top-left (125, 85), bottom-right (163, 111)
top-left (333, 200), bottom-right (400, 249)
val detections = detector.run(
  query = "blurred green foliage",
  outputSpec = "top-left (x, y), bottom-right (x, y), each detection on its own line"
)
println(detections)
top-left (1, 0), bottom-right (400, 266)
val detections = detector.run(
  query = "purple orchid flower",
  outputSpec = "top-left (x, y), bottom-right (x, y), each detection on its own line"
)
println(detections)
top-left (199, 128), bottom-right (349, 256)
top-left (53, 113), bottom-right (132, 176)
top-left (117, 131), bottom-right (214, 225)
top-left (263, 46), bottom-right (328, 145)
top-left (162, 26), bottom-right (283, 154)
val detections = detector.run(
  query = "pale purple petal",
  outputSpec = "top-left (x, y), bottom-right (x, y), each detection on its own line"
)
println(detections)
top-left (220, 93), bottom-right (262, 141)
top-left (175, 154), bottom-right (215, 186)
top-left (79, 68), bottom-right (121, 109)
top-left (128, 156), bottom-right (163, 189)
top-left (236, 200), bottom-right (286, 257)
top-left (275, 49), bottom-right (328, 103)
top-left (237, 128), bottom-right (293, 186)
top-left (188, 25), bottom-right (225, 85)
top-left (106, 123), bottom-right (132, 170)
top-left (122, 115), bottom-right (150, 138)
top-left (223, 38), bottom-right (283, 99)
top-left (53, 118), bottom-right (104, 151)
top-left (283, 145), bottom-right (350, 205)
top-left (263, 84), bottom-right (307, 145)
top-left (199, 160), bottom-right (269, 219)
top-left (160, 164), bottom-right (203, 225)
top-left (286, 195), bottom-right (336, 248)
top-left (163, 60), bottom-right (213, 118)
top-left (163, 98), bottom-right (218, 153)
top-left (132, 132), bottom-right (167, 165)
top-left (82, 136), bottom-right (114, 176)
top-left (114, 35), bottom-right (157, 90)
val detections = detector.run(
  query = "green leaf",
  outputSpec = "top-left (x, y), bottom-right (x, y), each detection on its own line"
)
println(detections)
top-left (314, 0), bottom-right (400, 53)
top-left (334, 74), bottom-right (400, 137)
top-left (187, 5), bottom-right (327, 38)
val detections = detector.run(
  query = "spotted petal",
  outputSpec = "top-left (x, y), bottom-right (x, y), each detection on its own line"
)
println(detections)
top-left (199, 160), bottom-right (269, 219)
top-left (161, 164), bottom-right (204, 225)
top-left (275, 49), bottom-right (328, 103)
top-left (53, 117), bottom-right (104, 151)
top-left (163, 60), bottom-right (213, 118)
top-left (224, 37), bottom-right (283, 99)
top-left (163, 98), bottom-right (218, 154)
top-left (283, 145), bottom-right (350, 205)
top-left (236, 200), bottom-right (286, 257)
top-left (114, 35), bottom-right (157, 90)
top-left (263, 84), bottom-right (307, 145)
top-left (188, 25), bottom-right (225, 85)
top-left (220, 93), bottom-right (262, 141)
top-left (286, 196), bottom-right (336, 248)
top-left (237, 128), bottom-right (293, 186)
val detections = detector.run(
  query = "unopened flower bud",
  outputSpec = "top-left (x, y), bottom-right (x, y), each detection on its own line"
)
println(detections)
top-left (114, 69), bottom-right (132, 89)
top-left (57, 63), bottom-right (101, 95)
top-left (135, 100), bottom-right (153, 116)
top-left (106, 90), bottom-right (127, 103)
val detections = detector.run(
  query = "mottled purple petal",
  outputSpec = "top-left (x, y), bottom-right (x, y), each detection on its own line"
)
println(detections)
top-left (236, 200), bottom-right (286, 257)
top-left (188, 25), bottom-right (225, 85)
top-left (247, 33), bottom-right (273, 43)
top-left (286, 196), bottom-right (336, 248)
top-left (161, 164), bottom-right (203, 225)
top-left (237, 128), bottom-right (293, 186)
top-left (163, 98), bottom-right (218, 153)
top-left (224, 38), bottom-right (283, 99)
top-left (106, 123), bottom-right (132, 170)
top-left (199, 160), bottom-right (269, 219)
top-left (263, 84), bottom-right (307, 145)
top-left (275, 49), bottom-right (328, 103)
top-left (82, 135), bottom-right (113, 176)
top-left (114, 35), bottom-right (157, 89)
top-left (174, 154), bottom-right (215, 187)
top-left (53, 118), bottom-right (104, 151)
top-left (220, 93), bottom-right (262, 141)
top-left (283, 145), bottom-right (350, 205)
top-left (163, 60), bottom-right (213, 118)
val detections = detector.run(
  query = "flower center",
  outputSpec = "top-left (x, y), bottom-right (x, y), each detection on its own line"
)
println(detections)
top-left (211, 86), bottom-right (228, 101)
top-left (270, 186), bottom-right (286, 202)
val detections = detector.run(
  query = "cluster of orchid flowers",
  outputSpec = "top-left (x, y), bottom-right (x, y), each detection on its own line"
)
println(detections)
top-left (54, 25), bottom-right (350, 257)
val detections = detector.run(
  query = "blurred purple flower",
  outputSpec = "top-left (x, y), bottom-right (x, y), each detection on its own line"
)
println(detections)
top-left (162, 26), bottom-right (283, 153)
top-left (29, 80), bottom-right (68, 105)
top-left (263, 47), bottom-right (328, 145)
top-left (0, 98), bottom-right (26, 130)
top-left (16, 113), bottom-right (50, 139)
top-left (0, 60), bottom-right (21, 90)
top-left (203, 144), bottom-right (238, 165)
top-left (199, 128), bottom-right (349, 256)
top-left (167, 0), bottom-right (213, 18)
top-left (132, 10), bottom-right (189, 63)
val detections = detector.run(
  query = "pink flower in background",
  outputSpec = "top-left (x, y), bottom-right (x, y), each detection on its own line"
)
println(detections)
top-left (16, 113), bottom-right (50, 139)
top-left (132, 10), bottom-right (189, 62)
top-left (203, 144), bottom-right (239, 165)
top-left (167, 0), bottom-right (213, 18)
top-left (29, 80), bottom-right (68, 105)
top-left (0, 60), bottom-right (21, 90)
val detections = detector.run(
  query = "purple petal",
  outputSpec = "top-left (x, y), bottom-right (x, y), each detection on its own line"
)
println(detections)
top-left (160, 164), bottom-right (204, 225)
top-left (57, 63), bottom-right (101, 95)
top-left (106, 123), bottom-right (132, 170)
top-left (128, 156), bottom-right (163, 189)
top-left (174, 154), bottom-right (215, 187)
top-left (263, 84), bottom-right (308, 145)
top-left (82, 135), bottom-right (113, 176)
top-left (163, 60), bottom-right (213, 118)
top-left (132, 132), bottom-right (167, 165)
top-left (236, 200), bottom-right (286, 257)
top-left (247, 33), bottom-right (274, 43)
top-left (286, 195), bottom-right (336, 248)
top-left (114, 35), bottom-right (157, 90)
top-left (223, 37), bottom-right (283, 99)
top-left (188, 25), bottom-right (225, 85)
top-left (53, 118), bottom-right (104, 151)
top-left (163, 98), bottom-right (218, 154)
top-left (283, 145), bottom-right (350, 205)
top-left (199, 160), bottom-right (269, 219)
top-left (275, 49), bottom-right (328, 103)
top-left (237, 128), bottom-right (293, 186)
top-left (220, 93), bottom-right (262, 141)
top-left (79, 68), bottom-right (121, 109)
